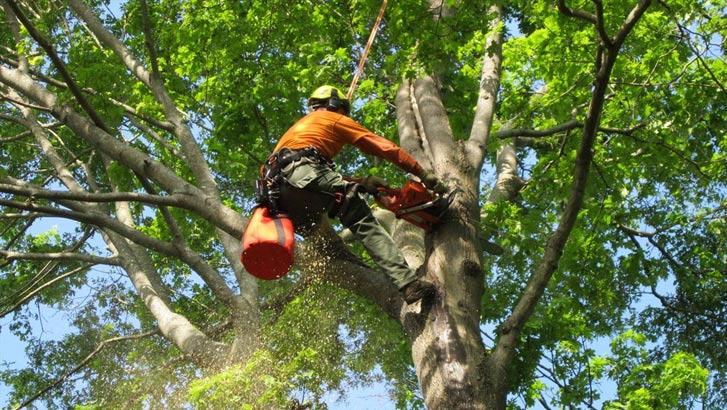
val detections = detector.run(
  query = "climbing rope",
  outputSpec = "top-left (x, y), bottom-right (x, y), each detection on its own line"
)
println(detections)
top-left (346, 0), bottom-right (388, 100)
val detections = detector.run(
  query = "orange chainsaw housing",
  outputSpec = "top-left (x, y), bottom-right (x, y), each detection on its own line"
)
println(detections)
top-left (375, 180), bottom-right (442, 232)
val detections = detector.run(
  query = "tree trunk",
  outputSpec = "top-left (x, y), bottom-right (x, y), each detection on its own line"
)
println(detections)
top-left (392, 5), bottom-right (507, 405)
top-left (395, 75), bottom-right (504, 408)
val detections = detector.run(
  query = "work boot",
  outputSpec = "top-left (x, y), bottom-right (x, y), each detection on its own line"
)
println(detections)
top-left (399, 279), bottom-right (436, 304)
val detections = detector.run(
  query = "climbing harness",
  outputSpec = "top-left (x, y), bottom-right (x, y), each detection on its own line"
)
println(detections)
top-left (246, 148), bottom-right (332, 280)
top-left (255, 146), bottom-right (333, 215)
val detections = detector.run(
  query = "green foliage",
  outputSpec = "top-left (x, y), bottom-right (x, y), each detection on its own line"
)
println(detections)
top-left (188, 285), bottom-right (415, 409)
top-left (188, 351), bottom-right (319, 410)
top-left (2, 0), bottom-right (726, 409)
top-left (596, 331), bottom-right (709, 410)
top-left (489, 1), bottom-right (725, 408)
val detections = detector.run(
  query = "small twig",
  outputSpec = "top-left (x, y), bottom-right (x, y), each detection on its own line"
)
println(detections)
top-left (14, 330), bottom-right (159, 410)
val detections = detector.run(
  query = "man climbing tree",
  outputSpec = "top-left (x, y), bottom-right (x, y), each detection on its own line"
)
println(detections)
top-left (256, 85), bottom-right (444, 304)
top-left (1, 0), bottom-right (724, 409)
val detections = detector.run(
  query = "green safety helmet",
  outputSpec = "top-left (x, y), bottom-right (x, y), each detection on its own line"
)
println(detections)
top-left (308, 85), bottom-right (350, 115)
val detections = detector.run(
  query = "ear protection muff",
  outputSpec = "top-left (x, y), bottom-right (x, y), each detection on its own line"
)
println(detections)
top-left (327, 87), bottom-right (341, 112)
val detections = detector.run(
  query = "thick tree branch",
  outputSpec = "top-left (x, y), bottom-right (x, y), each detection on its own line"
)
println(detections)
top-left (592, 0), bottom-right (613, 48)
top-left (492, 0), bottom-right (653, 383)
top-left (556, 0), bottom-right (597, 25)
top-left (396, 80), bottom-right (434, 173)
top-left (496, 120), bottom-right (646, 143)
top-left (412, 76), bottom-right (457, 170)
top-left (467, 4), bottom-right (503, 167)
top-left (0, 65), bottom-right (245, 237)
top-left (613, 0), bottom-right (652, 49)
top-left (485, 143), bottom-right (525, 206)
top-left (0, 250), bottom-right (117, 265)
top-left (0, 180), bottom-right (199, 208)
top-left (495, 120), bottom-right (581, 140)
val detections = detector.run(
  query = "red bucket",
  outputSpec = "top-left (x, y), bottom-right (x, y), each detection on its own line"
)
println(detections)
top-left (241, 207), bottom-right (295, 280)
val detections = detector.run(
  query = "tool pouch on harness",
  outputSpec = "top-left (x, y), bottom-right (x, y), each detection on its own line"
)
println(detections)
top-left (254, 155), bottom-right (281, 214)
top-left (254, 175), bottom-right (283, 216)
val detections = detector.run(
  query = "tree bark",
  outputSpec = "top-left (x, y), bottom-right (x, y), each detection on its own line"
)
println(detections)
top-left (393, 5), bottom-right (509, 408)
top-left (396, 77), bottom-right (491, 409)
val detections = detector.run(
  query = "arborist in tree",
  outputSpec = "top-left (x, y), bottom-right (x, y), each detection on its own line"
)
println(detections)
top-left (259, 85), bottom-right (445, 304)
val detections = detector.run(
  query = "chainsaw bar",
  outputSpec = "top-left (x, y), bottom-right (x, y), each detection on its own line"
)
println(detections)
top-left (396, 189), bottom-right (456, 217)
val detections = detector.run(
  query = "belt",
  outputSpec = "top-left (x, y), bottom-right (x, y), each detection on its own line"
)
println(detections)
top-left (265, 146), bottom-right (332, 174)
top-left (280, 146), bottom-right (326, 167)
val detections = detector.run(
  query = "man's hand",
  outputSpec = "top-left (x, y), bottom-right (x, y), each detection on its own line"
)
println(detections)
top-left (421, 172), bottom-right (447, 194)
top-left (361, 175), bottom-right (389, 194)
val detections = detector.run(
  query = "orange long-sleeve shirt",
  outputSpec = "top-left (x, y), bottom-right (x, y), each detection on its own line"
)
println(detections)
top-left (273, 110), bottom-right (424, 176)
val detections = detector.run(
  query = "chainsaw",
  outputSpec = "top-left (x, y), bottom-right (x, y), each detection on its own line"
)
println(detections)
top-left (369, 179), bottom-right (456, 232)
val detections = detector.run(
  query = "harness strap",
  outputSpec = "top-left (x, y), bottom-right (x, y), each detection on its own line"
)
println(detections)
top-left (326, 182), bottom-right (360, 219)
top-left (257, 146), bottom-right (334, 215)
top-left (266, 146), bottom-right (331, 175)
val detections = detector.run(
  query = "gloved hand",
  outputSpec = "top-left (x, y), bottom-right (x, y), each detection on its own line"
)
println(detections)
top-left (421, 172), bottom-right (447, 194)
top-left (361, 175), bottom-right (389, 194)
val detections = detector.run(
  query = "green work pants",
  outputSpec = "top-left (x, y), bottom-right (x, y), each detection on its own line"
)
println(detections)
top-left (278, 157), bottom-right (417, 289)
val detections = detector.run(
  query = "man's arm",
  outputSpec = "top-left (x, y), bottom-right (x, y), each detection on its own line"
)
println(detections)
top-left (353, 134), bottom-right (424, 176)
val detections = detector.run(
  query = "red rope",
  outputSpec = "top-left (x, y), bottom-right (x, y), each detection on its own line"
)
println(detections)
top-left (346, 0), bottom-right (388, 100)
